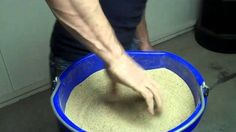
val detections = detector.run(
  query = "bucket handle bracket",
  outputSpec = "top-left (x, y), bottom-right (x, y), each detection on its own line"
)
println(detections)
top-left (201, 82), bottom-right (209, 97)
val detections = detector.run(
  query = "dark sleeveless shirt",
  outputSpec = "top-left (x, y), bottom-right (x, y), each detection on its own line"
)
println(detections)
top-left (50, 0), bottom-right (147, 61)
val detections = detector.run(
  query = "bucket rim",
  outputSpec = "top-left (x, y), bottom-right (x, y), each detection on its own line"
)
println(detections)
top-left (51, 51), bottom-right (208, 132)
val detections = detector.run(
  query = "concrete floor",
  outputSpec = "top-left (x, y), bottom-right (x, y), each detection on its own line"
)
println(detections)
top-left (0, 31), bottom-right (235, 132)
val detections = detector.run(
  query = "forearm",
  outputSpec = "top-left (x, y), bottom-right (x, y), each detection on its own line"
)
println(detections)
top-left (46, 0), bottom-right (124, 65)
top-left (135, 14), bottom-right (150, 45)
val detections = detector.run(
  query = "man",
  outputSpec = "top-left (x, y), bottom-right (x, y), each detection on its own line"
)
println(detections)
top-left (46, 0), bottom-right (162, 116)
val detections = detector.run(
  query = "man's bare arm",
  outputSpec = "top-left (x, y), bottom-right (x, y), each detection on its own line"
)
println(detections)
top-left (136, 14), bottom-right (154, 50)
top-left (46, 0), bottom-right (162, 114)
top-left (46, 0), bottom-right (124, 64)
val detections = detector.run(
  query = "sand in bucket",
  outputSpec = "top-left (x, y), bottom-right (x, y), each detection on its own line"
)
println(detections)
top-left (65, 68), bottom-right (195, 132)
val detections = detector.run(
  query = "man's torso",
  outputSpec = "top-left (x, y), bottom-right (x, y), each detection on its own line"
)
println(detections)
top-left (50, 0), bottom-right (147, 61)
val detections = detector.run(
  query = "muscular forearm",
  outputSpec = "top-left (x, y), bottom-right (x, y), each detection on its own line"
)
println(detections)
top-left (46, 0), bottom-right (124, 65)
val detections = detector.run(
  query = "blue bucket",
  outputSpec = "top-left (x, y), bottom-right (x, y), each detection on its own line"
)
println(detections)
top-left (51, 51), bottom-right (209, 132)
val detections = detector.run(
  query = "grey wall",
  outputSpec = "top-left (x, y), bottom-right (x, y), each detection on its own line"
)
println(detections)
top-left (0, 51), bottom-right (13, 97)
top-left (146, 0), bottom-right (200, 44)
top-left (0, 0), bottom-right (55, 90)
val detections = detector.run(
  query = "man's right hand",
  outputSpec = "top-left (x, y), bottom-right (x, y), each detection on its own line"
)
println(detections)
top-left (106, 53), bottom-right (162, 115)
top-left (46, 0), bottom-right (162, 115)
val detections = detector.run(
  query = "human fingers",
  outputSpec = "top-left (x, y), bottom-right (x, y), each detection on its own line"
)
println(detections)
top-left (146, 80), bottom-right (162, 113)
top-left (140, 87), bottom-right (155, 115)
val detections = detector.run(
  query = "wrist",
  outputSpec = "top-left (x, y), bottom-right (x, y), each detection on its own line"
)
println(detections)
top-left (105, 51), bottom-right (128, 68)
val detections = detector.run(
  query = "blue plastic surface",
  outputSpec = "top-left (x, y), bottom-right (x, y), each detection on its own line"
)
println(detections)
top-left (51, 51), bottom-right (208, 132)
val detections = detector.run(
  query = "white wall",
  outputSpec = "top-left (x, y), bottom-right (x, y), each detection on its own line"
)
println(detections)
top-left (0, 51), bottom-right (13, 97)
top-left (0, 0), bottom-right (55, 90)
top-left (146, 0), bottom-right (200, 44)
top-left (0, 0), bottom-right (54, 106)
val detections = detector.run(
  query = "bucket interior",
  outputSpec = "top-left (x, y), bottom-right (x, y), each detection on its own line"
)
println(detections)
top-left (51, 51), bottom-right (206, 132)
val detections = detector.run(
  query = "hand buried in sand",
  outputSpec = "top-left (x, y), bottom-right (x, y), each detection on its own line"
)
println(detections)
top-left (106, 53), bottom-right (162, 115)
